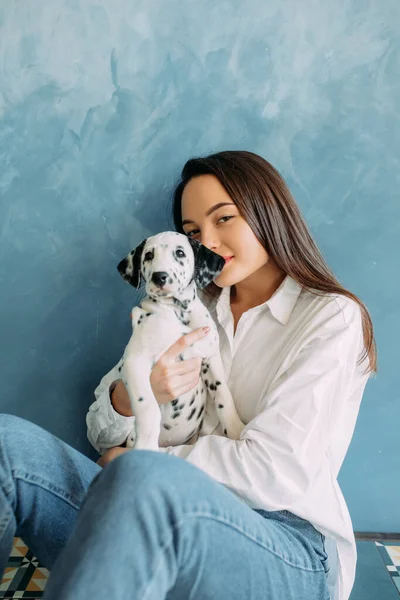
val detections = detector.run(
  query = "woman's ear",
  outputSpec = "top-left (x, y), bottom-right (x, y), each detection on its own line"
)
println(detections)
top-left (188, 238), bottom-right (225, 289)
top-left (117, 238), bottom-right (147, 288)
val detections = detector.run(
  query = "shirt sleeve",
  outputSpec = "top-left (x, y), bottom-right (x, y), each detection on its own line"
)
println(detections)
top-left (161, 299), bottom-right (369, 510)
top-left (86, 359), bottom-right (136, 455)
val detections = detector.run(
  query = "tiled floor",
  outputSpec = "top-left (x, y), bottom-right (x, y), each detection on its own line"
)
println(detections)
top-left (350, 540), bottom-right (400, 599)
top-left (1, 537), bottom-right (400, 598)
top-left (0, 539), bottom-right (49, 598)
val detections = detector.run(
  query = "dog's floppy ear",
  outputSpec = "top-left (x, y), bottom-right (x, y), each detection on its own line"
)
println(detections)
top-left (117, 238), bottom-right (147, 288)
top-left (188, 238), bottom-right (225, 289)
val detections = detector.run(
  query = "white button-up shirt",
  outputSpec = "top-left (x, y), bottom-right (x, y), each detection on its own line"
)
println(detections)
top-left (87, 275), bottom-right (370, 600)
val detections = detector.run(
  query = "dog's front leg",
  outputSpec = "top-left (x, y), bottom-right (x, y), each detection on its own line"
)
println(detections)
top-left (185, 310), bottom-right (245, 440)
top-left (122, 351), bottom-right (162, 452)
top-left (205, 352), bottom-right (246, 440)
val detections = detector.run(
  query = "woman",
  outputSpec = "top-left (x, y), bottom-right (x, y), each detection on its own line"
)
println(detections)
top-left (0, 151), bottom-right (375, 600)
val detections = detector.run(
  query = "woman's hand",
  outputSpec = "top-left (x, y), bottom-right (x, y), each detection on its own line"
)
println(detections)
top-left (96, 446), bottom-right (130, 468)
top-left (111, 326), bottom-right (209, 413)
top-left (150, 327), bottom-right (209, 405)
top-left (101, 328), bottom-right (209, 466)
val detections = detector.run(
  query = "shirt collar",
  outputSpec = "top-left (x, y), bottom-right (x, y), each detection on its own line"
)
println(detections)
top-left (214, 275), bottom-right (302, 326)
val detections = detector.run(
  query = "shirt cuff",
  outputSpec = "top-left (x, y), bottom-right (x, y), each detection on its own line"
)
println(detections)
top-left (86, 384), bottom-right (136, 455)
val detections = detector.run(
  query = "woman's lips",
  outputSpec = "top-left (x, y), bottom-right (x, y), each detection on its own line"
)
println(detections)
top-left (223, 256), bottom-right (234, 265)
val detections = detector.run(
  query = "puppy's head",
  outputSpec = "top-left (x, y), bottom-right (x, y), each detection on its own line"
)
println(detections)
top-left (117, 231), bottom-right (225, 297)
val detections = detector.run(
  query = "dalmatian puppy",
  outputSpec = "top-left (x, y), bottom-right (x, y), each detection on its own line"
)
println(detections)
top-left (116, 231), bottom-right (245, 451)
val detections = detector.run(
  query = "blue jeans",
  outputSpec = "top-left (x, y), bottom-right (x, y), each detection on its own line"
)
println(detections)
top-left (0, 414), bottom-right (330, 599)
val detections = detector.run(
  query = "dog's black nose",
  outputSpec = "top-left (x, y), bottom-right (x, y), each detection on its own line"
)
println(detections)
top-left (152, 271), bottom-right (169, 287)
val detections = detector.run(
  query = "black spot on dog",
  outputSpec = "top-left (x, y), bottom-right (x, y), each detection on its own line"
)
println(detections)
top-left (178, 403), bottom-right (184, 410)
top-left (189, 396), bottom-right (195, 406)
top-left (188, 408), bottom-right (196, 421)
top-left (182, 430), bottom-right (195, 444)
top-left (171, 399), bottom-right (179, 406)
top-left (173, 298), bottom-right (190, 311)
top-left (197, 405), bottom-right (205, 419)
top-left (224, 428), bottom-right (227, 435)
top-left (118, 366), bottom-right (122, 372)
top-left (119, 257), bottom-right (129, 271)
top-left (172, 412), bottom-right (181, 419)
top-left (163, 424), bottom-right (172, 430)
top-left (218, 404), bottom-right (224, 409)
top-left (216, 381), bottom-right (221, 386)
top-left (209, 383), bottom-right (217, 391)
top-left (138, 397), bottom-right (144, 402)
top-left (146, 312), bottom-right (151, 316)
top-left (204, 379), bottom-right (209, 387)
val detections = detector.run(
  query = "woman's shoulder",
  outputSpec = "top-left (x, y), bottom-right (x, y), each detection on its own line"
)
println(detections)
top-left (298, 286), bottom-right (363, 332)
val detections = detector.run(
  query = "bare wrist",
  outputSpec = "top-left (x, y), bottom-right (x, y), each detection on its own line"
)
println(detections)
top-left (110, 381), bottom-right (134, 417)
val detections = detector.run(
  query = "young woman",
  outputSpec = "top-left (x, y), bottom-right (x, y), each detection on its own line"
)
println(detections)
top-left (0, 151), bottom-right (375, 600)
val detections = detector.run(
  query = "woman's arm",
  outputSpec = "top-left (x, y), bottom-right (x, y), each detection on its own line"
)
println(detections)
top-left (86, 360), bottom-right (135, 455)
top-left (159, 299), bottom-right (370, 510)
top-left (110, 380), bottom-right (133, 417)
top-left (87, 327), bottom-right (207, 454)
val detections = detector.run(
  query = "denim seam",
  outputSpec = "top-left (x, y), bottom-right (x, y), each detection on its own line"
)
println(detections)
top-left (0, 508), bottom-right (12, 539)
top-left (184, 512), bottom-right (325, 572)
top-left (142, 535), bottom-right (175, 600)
top-left (12, 470), bottom-right (82, 511)
top-left (141, 512), bottom-right (325, 598)
top-left (141, 509), bottom-right (324, 598)
top-left (1, 482), bottom-right (13, 498)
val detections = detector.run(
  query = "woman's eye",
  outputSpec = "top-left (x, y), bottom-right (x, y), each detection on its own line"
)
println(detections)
top-left (185, 216), bottom-right (233, 238)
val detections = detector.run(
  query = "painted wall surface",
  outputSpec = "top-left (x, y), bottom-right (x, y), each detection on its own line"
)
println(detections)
top-left (0, 0), bottom-right (398, 531)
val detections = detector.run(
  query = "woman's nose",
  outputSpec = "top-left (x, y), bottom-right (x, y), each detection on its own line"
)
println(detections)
top-left (201, 229), bottom-right (220, 251)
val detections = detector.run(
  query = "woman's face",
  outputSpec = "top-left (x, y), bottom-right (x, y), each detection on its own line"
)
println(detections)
top-left (181, 174), bottom-right (270, 289)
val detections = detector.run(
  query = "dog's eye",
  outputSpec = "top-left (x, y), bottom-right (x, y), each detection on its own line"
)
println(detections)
top-left (144, 252), bottom-right (153, 261)
top-left (176, 249), bottom-right (185, 258)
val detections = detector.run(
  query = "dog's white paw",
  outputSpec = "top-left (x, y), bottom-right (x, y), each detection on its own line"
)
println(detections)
top-left (125, 425), bottom-right (137, 448)
top-left (215, 390), bottom-right (245, 440)
top-left (223, 420), bottom-right (245, 440)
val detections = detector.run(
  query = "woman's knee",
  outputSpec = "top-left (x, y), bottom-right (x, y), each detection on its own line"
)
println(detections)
top-left (104, 449), bottom-right (183, 484)
top-left (0, 413), bottom-right (23, 427)
top-left (0, 414), bottom-right (63, 461)
top-left (0, 414), bottom-right (34, 438)
top-left (101, 449), bottom-right (206, 499)
top-left (100, 450), bottom-right (217, 505)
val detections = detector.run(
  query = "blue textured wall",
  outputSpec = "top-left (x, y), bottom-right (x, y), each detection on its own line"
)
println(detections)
top-left (0, 1), bottom-right (398, 531)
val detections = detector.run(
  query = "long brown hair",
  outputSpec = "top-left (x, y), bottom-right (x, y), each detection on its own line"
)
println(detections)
top-left (171, 150), bottom-right (377, 373)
